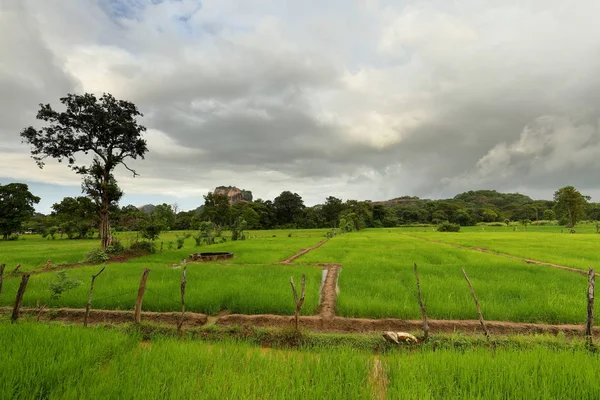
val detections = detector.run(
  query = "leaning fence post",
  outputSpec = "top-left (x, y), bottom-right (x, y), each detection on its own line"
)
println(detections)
top-left (586, 268), bottom-right (595, 348)
top-left (414, 263), bottom-right (429, 341)
top-left (290, 274), bottom-right (306, 332)
top-left (134, 268), bottom-right (150, 324)
top-left (84, 266), bottom-right (106, 327)
top-left (462, 268), bottom-right (489, 339)
top-left (11, 274), bottom-right (30, 323)
top-left (177, 266), bottom-right (187, 337)
top-left (0, 263), bottom-right (5, 299)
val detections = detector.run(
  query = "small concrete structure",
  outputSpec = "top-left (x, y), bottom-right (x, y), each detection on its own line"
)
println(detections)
top-left (189, 252), bottom-right (234, 262)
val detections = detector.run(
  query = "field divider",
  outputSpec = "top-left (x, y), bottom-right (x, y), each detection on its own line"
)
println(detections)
top-left (405, 234), bottom-right (597, 277)
top-left (1, 306), bottom-right (598, 336)
top-left (277, 239), bottom-right (329, 264)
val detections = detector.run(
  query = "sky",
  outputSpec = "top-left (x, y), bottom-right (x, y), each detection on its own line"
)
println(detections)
top-left (2, 0), bottom-right (600, 213)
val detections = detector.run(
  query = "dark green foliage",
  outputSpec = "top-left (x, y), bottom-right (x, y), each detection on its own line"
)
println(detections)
top-left (273, 191), bottom-right (305, 226)
top-left (0, 183), bottom-right (40, 239)
top-left (553, 186), bottom-right (589, 228)
top-left (437, 221), bottom-right (461, 232)
top-left (128, 239), bottom-right (155, 254)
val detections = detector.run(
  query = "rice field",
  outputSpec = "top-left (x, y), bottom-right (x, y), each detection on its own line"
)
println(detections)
top-left (2, 321), bottom-right (599, 399)
top-left (406, 229), bottom-right (600, 271)
top-left (1, 226), bottom-right (598, 322)
top-left (298, 230), bottom-right (596, 323)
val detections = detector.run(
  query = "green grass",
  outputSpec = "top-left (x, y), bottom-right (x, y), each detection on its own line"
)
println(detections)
top-left (386, 347), bottom-right (600, 399)
top-left (0, 229), bottom-right (328, 272)
top-left (0, 262), bottom-right (322, 315)
top-left (406, 229), bottom-right (600, 270)
top-left (0, 322), bottom-right (374, 400)
top-left (298, 230), bottom-right (595, 323)
top-left (2, 321), bottom-right (600, 399)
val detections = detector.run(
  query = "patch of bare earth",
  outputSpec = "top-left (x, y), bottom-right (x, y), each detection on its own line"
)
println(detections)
top-left (316, 263), bottom-right (340, 318)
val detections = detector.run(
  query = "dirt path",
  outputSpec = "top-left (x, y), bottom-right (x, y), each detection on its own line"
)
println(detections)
top-left (406, 234), bottom-right (595, 276)
top-left (3, 306), bottom-right (597, 336)
top-left (277, 239), bottom-right (329, 264)
top-left (316, 264), bottom-right (340, 318)
top-left (216, 314), bottom-right (599, 336)
top-left (1, 306), bottom-right (207, 327)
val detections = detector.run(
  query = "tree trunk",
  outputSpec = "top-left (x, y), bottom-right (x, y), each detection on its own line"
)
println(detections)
top-left (99, 173), bottom-right (112, 250)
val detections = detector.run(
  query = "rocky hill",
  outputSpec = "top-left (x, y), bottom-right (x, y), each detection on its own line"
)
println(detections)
top-left (213, 186), bottom-right (253, 204)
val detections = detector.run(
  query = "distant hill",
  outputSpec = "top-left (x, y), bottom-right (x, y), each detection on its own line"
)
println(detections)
top-left (138, 204), bottom-right (156, 214)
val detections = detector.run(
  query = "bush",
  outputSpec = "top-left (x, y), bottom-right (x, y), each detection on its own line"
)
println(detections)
top-left (105, 238), bottom-right (124, 254)
top-left (437, 221), bottom-right (461, 232)
top-left (176, 233), bottom-right (191, 249)
top-left (48, 271), bottom-right (82, 300)
top-left (85, 249), bottom-right (110, 263)
top-left (128, 239), bottom-right (156, 254)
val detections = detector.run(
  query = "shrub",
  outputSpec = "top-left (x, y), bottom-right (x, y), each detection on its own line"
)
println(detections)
top-left (128, 239), bottom-right (156, 254)
top-left (437, 221), bottom-right (461, 232)
top-left (176, 233), bottom-right (191, 249)
top-left (48, 271), bottom-right (82, 300)
top-left (85, 249), bottom-right (110, 263)
top-left (105, 238), bottom-right (124, 254)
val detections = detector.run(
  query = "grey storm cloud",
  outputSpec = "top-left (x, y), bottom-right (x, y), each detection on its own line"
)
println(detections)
top-left (3, 0), bottom-right (600, 204)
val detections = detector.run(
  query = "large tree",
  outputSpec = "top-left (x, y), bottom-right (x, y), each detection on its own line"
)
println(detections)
top-left (20, 93), bottom-right (148, 249)
top-left (0, 183), bottom-right (40, 239)
top-left (553, 186), bottom-right (589, 228)
top-left (51, 196), bottom-right (97, 239)
top-left (273, 191), bottom-right (305, 226)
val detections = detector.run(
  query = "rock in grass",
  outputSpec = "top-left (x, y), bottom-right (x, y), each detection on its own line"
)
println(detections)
top-left (383, 331), bottom-right (418, 344)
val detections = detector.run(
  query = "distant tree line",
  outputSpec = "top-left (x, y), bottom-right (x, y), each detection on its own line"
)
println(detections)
top-left (4, 186), bottom-right (596, 240)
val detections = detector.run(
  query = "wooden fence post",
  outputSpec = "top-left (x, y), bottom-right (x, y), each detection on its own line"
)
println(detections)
top-left (414, 263), bottom-right (429, 341)
top-left (11, 274), bottom-right (30, 323)
top-left (84, 266), bottom-right (106, 327)
top-left (462, 268), bottom-right (489, 339)
top-left (586, 268), bottom-right (595, 348)
top-left (177, 266), bottom-right (187, 337)
top-left (290, 274), bottom-right (306, 331)
top-left (0, 264), bottom-right (5, 298)
top-left (134, 268), bottom-right (150, 324)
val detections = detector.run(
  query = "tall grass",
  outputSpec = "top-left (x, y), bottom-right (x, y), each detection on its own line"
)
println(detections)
top-left (386, 347), bottom-right (600, 399)
top-left (3, 322), bottom-right (600, 399)
top-left (0, 322), bottom-right (139, 399)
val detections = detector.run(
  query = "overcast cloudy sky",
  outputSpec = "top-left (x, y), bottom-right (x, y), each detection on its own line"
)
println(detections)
top-left (2, 0), bottom-right (600, 212)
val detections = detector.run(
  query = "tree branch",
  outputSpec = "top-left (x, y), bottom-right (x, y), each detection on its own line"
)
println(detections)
top-left (121, 160), bottom-right (139, 177)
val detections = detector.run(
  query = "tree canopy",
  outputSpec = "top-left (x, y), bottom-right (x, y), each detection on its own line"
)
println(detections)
top-left (20, 93), bottom-right (148, 249)
top-left (0, 183), bottom-right (40, 239)
top-left (553, 186), bottom-right (589, 228)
